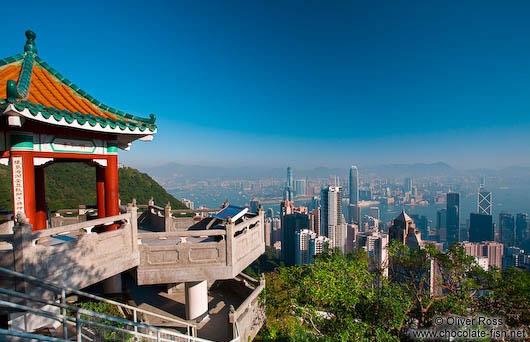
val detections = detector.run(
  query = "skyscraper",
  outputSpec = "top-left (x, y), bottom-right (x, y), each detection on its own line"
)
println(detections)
top-left (478, 187), bottom-right (492, 216)
top-left (404, 177), bottom-right (413, 193)
top-left (282, 213), bottom-right (310, 265)
top-left (436, 208), bottom-right (447, 243)
top-left (321, 186), bottom-right (347, 253)
top-left (515, 213), bottom-right (528, 244)
top-left (469, 213), bottom-right (493, 242)
top-left (499, 213), bottom-right (515, 247)
top-left (284, 166), bottom-right (294, 201)
top-left (349, 166), bottom-right (359, 205)
top-left (446, 192), bottom-right (460, 248)
top-left (295, 179), bottom-right (307, 196)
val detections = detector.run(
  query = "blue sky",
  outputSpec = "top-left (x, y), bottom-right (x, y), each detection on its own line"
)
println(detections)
top-left (3, 1), bottom-right (530, 169)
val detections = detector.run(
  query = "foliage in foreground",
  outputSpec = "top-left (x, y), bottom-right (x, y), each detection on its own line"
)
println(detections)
top-left (258, 243), bottom-right (530, 341)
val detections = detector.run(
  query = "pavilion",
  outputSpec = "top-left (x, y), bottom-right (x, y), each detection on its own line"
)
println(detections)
top-left (0, 30), bottom-right (157, 231)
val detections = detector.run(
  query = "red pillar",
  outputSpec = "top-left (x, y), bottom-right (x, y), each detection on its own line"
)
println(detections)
top-left (105, 155), bottom-right (119, 230)
top-left (96, 166), bottom-right (106, 218)
top-left (35, 167), bottom-right (47, 230)
top-left (11, 152), bottom-right (36, 229)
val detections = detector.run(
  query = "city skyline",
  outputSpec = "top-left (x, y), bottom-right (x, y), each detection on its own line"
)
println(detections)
top-left (3, 2), bottom-right (530, 168)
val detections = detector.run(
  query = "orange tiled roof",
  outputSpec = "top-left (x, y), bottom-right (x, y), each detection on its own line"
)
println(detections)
top-left (0, 31), bottom-right (156, 134)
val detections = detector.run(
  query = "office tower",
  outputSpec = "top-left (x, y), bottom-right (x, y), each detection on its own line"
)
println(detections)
top-left (249, 198), bottom-right (260, 213)
top-left (503, 246), bottom-right (525, 268)
top-left (446, 192), bottom-right (460, 248)
top-left (404, 177), bottom-right (412, 193)
top-left (346, 223), bottom-right (358, 252)
top-left (499, 213), bottom-right (515, 247)
top-left (436, 209), bottom-right (447, 243)
top-left (309, 196), bottom-right (320, 211)
top-left (309, 235), bottom-right (330, 264)
top-left (295, 179), bottom-right (307, 196)
top-left (284, 167), bottom-right (294, 201)
top-left (309, 208), bottom-right (320, 235)
top-left (321, 186), bottom-right (347, 253)
top-left (349, 166), bottom-right (359, 205)
top-left (267, 208), bottom-right (274, 219)
top-left (348, 204), bottom-right (361, 225)
top-left (515, 213), bottom-right (528, 244)
top-left (469, 213), bottom-right (493, 242)
top-left (478, 187), bottom-right (492, 216)
top-left (369, 207), bottom-right (380, 221)
top-left (410, 214), bottom-right (429, 239)
top-left (295, 229), bottom-right (312, 265)
top-left (389, 211), bottom-right (422, 250)
top-left (282, 213), bottom-right (310, 265)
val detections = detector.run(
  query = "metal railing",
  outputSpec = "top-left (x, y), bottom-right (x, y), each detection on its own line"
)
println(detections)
top-left (0, 266), bottom-right (205, 341)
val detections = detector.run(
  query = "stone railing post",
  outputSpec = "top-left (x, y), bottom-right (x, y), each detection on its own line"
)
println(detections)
top-left (13, 220), bottom-right (32, 293)
top-left (128, 203), bottom-right (138, 253)
top-left (164, 202), bottom-right (172, 232)
top-left (226, 219), bottom-right (234, 267)
top-left (78, 204), bottom-right (87, 222)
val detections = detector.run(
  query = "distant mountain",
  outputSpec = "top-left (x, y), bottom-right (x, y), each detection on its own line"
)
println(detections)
top-left (0, 163), bottom-right (186, 211)
top-left (140, 161), bottom-right (459, 185)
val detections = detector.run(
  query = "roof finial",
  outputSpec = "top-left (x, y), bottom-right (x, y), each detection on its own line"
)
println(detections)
top-left (24, 30), bottom-right (37, 54)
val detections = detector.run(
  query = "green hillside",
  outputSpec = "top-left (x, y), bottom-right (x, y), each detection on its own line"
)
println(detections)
top-left (0, 163), bottom-right (186, 211)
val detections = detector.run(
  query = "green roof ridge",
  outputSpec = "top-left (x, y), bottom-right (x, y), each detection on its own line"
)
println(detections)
top-left (0, 53), bottom-right (24, 68)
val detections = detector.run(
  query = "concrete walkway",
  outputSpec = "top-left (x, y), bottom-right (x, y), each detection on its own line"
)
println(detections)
top-left (124, 275), bottom-right (248, 341)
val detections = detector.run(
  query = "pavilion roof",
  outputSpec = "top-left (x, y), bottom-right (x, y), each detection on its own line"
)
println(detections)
top-left (0, 31), bottom-right (156, 135)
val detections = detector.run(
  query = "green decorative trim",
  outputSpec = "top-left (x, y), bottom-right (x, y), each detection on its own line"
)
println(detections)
top-left (50, 136), bottom-right (96, 154)
top-left (9, 133), bottom-right (33, 151)
top-left (0, 53), bottom-right (24, 68)
top-left (24, 31), bottom-right (37, 54)
top-left (107, 142), bottom-right (118, 154)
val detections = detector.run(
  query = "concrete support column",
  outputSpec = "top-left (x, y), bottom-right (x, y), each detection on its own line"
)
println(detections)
top-left (105, 155), bottom-right (119, 230)
top-left (185, 280), bottom-right (208, 321)
top-left (34, 167), bottom-right (47, 230)
top-left (96, 166), bottom-right (106, 218)
top-left (102, 274), bottom-right (122, 295)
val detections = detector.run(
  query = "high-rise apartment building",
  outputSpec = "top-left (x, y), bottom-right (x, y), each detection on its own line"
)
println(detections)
top-left (461, 241), bottom-right (503, 269)
top-left (321, 186), bottom-right (347, 253)
top-left (309, 208), bottom-right (320, 235)
top-left (295, 179), bottom-right (307, 196)
top-left (349, 166), bottom-right (359, 205)
top-left (469, 213), bottom-right (493, 242)
top-left (446, 192), bottom-right (460, 248)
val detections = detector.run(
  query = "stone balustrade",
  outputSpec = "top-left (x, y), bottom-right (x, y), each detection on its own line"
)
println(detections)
top-left (136, 208), bottom-right (266, 284)
top-left (229, 275), bottom-right (266, 342)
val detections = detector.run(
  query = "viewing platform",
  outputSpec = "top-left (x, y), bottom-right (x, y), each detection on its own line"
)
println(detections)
top-left (136, 202), bottom-right (266, 284)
